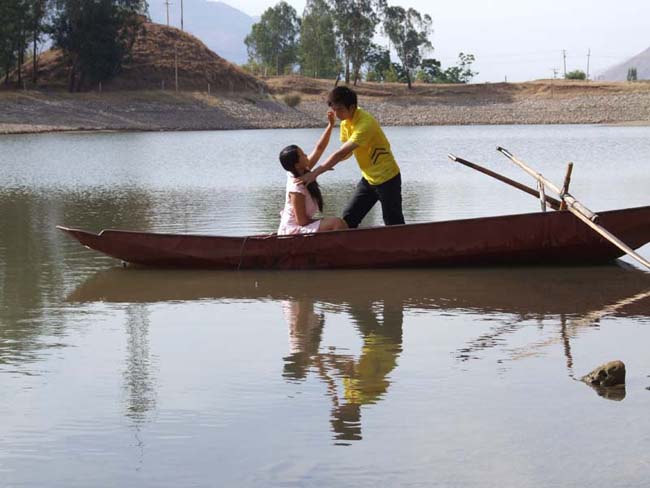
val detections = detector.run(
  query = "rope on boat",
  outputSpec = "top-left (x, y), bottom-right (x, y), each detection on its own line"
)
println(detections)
top-left (237, 236), bottom-right (249, 271)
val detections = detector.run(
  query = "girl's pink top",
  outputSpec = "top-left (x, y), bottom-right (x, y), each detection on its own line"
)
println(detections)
top-left (277, 173), bottom-right (321, 235)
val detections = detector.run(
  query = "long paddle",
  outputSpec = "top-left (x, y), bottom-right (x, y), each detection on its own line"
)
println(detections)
top-left (497, 146), bottom-right (650, 271)
top-left (448, 153), bottom-right (562, 210)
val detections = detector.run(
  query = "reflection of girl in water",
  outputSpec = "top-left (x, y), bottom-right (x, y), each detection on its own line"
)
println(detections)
top-left (282, 300), bottom-right (325, 380)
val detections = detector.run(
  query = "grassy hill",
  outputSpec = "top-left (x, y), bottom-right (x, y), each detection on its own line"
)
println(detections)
top-left (16, 22), bottom-right (265, 94)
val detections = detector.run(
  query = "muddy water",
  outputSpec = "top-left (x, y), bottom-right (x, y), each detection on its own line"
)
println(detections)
top-left (1, 125), bottom-right (650, 487)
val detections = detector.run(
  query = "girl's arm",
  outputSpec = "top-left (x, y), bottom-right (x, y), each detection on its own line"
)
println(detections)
top-left (289, 192), bottom-right (313, 226)
top-left (307, 111), bottom-right (336, 168)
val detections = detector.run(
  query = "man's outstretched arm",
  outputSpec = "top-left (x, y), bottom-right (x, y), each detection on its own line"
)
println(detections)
top-left (298, 141), bottom-right (358, 185)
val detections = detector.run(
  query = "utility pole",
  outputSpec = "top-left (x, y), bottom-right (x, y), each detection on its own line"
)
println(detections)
top-left (552, 68), bottom-right (558, 79)
top-left (562, 49), bottom-right (567, 78)
top-left (586, 48), bottom-right (591, 80)
top-left (164, 0), bottom-right (172, 26)
top-left (181, 0), bottom-right (184, 31)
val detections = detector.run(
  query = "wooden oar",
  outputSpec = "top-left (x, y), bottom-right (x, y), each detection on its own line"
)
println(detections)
top-left (497, 146), bottom-right (650, 271)
top-left (448, 153), bottom-right (562, 210)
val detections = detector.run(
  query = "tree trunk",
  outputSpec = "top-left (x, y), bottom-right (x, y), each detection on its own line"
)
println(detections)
top-left (78, 70), bottom-right (86, 92)
top-left (406, 69), bottom-right (412, 89)
top-left (344, 57), bottom-right (350, 84)
top-left (32, 33), bottom-right (38, 84)
top-left (16, 33), bottom-right (24, 87)
top-left (17, 45), bottom-right (23, 87)
top-left (68, 62), bottom-right (77, 93)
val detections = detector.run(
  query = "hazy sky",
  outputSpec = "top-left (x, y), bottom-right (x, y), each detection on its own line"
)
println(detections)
top-left (227, 0), bottom-right (650, 82)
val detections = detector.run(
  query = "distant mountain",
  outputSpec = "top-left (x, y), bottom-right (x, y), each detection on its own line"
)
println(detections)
top-left (598, 46), bottom-right (650, 81)
top-left (148, 0), bottom-right (254, 65)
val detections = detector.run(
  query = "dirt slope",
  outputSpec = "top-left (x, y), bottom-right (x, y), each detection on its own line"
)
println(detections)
top-left (17, 22), bottom-right (266, 94)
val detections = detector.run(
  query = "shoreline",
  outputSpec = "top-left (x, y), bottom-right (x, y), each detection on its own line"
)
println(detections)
top-left (4, 119), bottom-right (650, 136)
top-left (2, 80), bottom-right (650, 135)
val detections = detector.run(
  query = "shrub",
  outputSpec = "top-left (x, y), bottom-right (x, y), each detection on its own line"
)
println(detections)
top-left (282, 93), bottom-right (301, 107)
top-left (565, 70), bottom-right (587, 80)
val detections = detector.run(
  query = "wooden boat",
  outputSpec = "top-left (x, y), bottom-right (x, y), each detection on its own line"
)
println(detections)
top-left (57, 205), bottom-right (650, 270)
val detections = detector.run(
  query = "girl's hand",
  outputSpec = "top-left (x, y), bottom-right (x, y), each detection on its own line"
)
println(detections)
top-left (327, 110), bottom-right (336, 127)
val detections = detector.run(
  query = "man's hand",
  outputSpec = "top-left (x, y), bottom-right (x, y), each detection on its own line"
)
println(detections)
top-left (295, 171), bottom-right (318, 186)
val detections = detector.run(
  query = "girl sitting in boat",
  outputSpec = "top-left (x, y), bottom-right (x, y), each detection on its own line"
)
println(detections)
top-left (277, 112), bottom-right (348, 235)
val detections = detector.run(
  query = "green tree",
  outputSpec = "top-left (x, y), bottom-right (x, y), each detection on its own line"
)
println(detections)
top-left (328, 0), bottom-right (384, 85)
top-left (28, 0), bottom-right (49, 83)
top-left (382, 5), bottom-right (432, 89)
top-left (0, 1), bottom-right (19, 83)
top-left (439, 53), bottom-right (477, 83)
top-left (364, 44), bottom-right (390, 81)
top-left (417, 58), bottom-right (442, 83)
top-left (627, 67), bottom-right (638, 82)
top-left (50, 0), bottom-right (147, 92)
top-left (244, 1), bottom-right (300, 76)
top-left (0, 0), bottom-right (31, 86)
top-left (565, 69), bottom-right (586, 80)
top-left (417, 54), bottom-right (477, 84)
top-left (299, 0), bottom-right (338, 78)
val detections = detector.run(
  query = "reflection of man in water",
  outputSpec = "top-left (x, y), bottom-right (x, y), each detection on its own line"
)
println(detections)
top-left (282, 298), bottom-right (403, 443)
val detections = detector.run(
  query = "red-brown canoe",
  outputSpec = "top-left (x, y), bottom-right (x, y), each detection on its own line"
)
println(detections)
top-left (57, 206), bottom-right (650, 270)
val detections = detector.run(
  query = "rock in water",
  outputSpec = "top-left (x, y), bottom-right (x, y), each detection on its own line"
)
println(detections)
top-left (581, 360), bottom-right (626, 387)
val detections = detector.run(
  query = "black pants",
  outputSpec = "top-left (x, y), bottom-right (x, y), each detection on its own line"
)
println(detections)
top-left (342, 173), bottom-right (405, 229)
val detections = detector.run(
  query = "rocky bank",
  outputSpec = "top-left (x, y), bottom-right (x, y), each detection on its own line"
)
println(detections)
top-left (2, 78), bottom-right (650, 135)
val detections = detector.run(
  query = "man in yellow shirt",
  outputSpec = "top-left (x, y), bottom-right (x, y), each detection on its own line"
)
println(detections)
top-left (298, 86), bottom-right (405, 228)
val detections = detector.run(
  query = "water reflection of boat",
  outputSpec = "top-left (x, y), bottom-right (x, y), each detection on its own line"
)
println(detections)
top-left (57, 205), bottom-right (650, 269)
top-left (68, 266), bottom-right (650, 319)
top-left (69, 266), bottom-right (650, 437)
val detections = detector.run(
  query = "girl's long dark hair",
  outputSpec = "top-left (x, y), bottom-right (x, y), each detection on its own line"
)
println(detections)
top-left (279, 145), bottom-right (324, 212)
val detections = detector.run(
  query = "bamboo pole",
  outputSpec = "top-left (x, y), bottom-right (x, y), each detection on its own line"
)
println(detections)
top-left (537, 181), bottom-right (547, 212)
top-left (447, 154), bottom-right (562, 210)
top-left (559, 162), bottom-right (574, 210)
top-left (497, 146), bottom-right (650, 270)
top-left (497, 147), bottom-right (598, 220)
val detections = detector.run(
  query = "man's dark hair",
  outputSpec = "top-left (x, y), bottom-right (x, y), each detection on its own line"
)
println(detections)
top-left (327, 86), bottom-right (357, 109)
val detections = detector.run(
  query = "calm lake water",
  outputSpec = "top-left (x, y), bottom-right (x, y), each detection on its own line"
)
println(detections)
top-left (1, 124), bottom-right (650, 487)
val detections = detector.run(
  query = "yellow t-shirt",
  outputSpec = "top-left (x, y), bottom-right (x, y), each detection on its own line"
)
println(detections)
top-left (340, 108), bottom-right (400, 186)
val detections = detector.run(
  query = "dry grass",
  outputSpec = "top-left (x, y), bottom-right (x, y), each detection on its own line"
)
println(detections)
top-left (264, 75), bottom-right (650, 101)
top-left (0, 88), bottom-right (275, 107)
